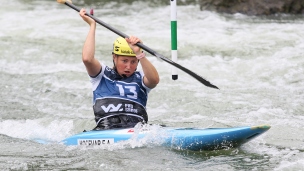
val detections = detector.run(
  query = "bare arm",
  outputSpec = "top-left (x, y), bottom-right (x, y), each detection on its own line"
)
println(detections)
top-left (139, 56), bottom-right (160, 89)
top-left (79, 8), bottom-right (101, 77)
top-left (126, 36), bottom-right (159, 89)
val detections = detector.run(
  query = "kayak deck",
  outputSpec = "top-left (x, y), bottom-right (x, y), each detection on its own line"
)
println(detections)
top-left (61, 125), bottom-right (270, 151)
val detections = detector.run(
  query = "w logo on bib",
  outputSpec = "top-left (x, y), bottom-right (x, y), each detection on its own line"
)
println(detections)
top-left (101, 104), bottom-right (123, 113)
top-left (93, 98), bottom-right (148, 122)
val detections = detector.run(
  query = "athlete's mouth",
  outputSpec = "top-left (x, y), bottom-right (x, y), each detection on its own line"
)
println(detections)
top-left (122, 71), bottom-right (131, 77)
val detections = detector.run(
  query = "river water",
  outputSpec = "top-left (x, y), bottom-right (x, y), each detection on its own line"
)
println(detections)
top-left (1, 0), bottom-right (304, 170)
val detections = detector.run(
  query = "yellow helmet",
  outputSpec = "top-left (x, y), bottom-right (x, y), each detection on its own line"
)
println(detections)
top-left (112, 37), bottom-right (139, 57)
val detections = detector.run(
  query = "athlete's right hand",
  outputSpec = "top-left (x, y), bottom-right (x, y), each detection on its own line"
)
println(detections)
top-left (79, 8), bottom-right (95, 26)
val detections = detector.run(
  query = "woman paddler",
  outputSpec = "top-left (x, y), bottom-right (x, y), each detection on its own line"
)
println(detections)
top-left (79, 8), bottom-right (159, 129)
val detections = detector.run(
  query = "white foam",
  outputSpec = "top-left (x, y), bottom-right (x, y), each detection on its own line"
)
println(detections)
top-left (274, 158), bottom-right (304, 171)
top-left (0, 119), bottom-right (74, 142)
top-left (1, 1), bottom-right (304, 169)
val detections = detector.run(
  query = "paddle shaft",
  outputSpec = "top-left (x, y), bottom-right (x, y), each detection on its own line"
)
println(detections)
top-left (62, 2), bottom-right (219, 89)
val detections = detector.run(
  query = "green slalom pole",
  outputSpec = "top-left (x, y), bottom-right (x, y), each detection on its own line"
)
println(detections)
top-left (171, 0), bottom-right (178, 80)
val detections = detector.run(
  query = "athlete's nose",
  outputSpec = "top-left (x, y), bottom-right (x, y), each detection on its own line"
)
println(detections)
top-left (125, 62), bottom-right (131, 69)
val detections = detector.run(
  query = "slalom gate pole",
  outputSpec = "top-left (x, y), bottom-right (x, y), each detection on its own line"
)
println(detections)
top-left (171, 0), bottom-right (178, 80)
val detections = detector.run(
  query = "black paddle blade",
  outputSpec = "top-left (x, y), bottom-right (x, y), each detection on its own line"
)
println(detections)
top-left (154, 53), bottom-right (219, 90)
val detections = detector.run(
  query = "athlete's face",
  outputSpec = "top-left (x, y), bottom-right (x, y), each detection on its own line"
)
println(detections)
top-left (113, 55), bottom-right (139, 77)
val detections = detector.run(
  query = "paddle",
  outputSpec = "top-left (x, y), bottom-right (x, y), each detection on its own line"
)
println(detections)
top-left (56, 0), bottom-right (219, 90)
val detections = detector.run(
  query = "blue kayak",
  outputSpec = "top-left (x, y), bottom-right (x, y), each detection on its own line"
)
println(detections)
top-left (61, 125), bottom-right (270, 151)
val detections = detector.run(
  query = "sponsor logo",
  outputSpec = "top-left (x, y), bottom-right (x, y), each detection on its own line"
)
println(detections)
top-left (125, 104), bottom-right (138, 113)
top-left (101, 104), bottom-right (123, 113)
top-left (114, 128), bottom-right (150, 134)
top-left (121, 50), bottom-right (135, 55)
top-left (127, 128), bottom-right (149, 134)
top-left (78, 139), bottom-right (114, 146)
top-left (127, 129), bottom-right (134, 133)
top-left (114, 46), bottom-right (120, 52)
top-left (100, 103), bottom-right (138, 114)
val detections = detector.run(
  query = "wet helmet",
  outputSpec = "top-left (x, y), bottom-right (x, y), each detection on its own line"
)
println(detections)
top-left (112, 37), bottom-right (140, 57)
